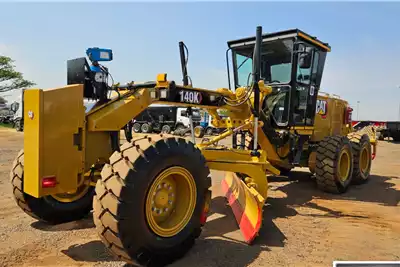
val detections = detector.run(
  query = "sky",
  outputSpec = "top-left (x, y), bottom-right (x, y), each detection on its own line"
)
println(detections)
top-left (0, 1), bottom-right (400, 121)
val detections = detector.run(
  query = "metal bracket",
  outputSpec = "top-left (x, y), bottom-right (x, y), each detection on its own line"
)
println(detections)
top-left (73, 127), bottom-right (83, 151)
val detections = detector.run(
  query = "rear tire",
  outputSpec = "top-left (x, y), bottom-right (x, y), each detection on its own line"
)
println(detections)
top-left (315, 135), bottom-right (354, 194)
top-left (205, 127), bottom-right (213, 136)
top-left (348, 133), bottom-right (372, 184)
top-left (10, 150), bottom-right (94, 224)
top-left (141, 123), bottom-right (152, 133)
top-left (133, 122), bottom-right (141, 133)
top-left (93, 134), bottom-right (211, 266)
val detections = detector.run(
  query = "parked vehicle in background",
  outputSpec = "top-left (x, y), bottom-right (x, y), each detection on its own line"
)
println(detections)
top-left (127, 105), bottom-right (202, 134)
top-left (352, 120), bottom-right (386, 131)
top-left (378, 121), bottom-right (400, 141)
top-left (199, 111), bottom-right (228, 136)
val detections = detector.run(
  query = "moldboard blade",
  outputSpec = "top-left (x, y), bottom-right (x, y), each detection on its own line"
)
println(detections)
top-left (221, 172), bottom-right (262, 244)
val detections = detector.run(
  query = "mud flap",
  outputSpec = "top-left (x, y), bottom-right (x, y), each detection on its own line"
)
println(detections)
top-left (221, 172), bottom-right (262, 244)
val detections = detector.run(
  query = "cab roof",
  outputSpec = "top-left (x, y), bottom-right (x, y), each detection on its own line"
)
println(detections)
top-left (227, 28), bottom-right (331, 52)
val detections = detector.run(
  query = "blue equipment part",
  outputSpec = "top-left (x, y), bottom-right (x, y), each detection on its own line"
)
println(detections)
top-left (86, 47), bottom-right (113, 62)
top-left (90, 65), bottom-right (102, 73)
top-left (200, 121), bottom-right (208, 128)
top-left (200, 111), bottom-right (209, 128)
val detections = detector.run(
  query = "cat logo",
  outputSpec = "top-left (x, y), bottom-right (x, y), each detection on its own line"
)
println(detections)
top-left (316, 99), bottom-right (327, 118)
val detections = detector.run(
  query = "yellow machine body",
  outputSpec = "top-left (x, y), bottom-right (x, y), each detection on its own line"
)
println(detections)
top-left (15, 27), bottom-right (377, 265)
top-left (23, 85), bottom-right (85, 197)
top-left (312, 94), bottom-right (352, 141)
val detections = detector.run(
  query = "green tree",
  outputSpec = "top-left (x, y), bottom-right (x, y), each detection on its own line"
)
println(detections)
top-left (0, 56), bottom-right (35, 93)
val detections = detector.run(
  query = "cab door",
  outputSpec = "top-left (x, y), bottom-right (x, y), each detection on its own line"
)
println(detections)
top-left (292, 43), bottom-right (324, 127)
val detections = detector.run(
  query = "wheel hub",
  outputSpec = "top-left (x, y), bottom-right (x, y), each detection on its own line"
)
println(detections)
top-left (360, 145), bottom-right (369, 173)
top-left (153, 183), bottom-right (175, 209)
top-left (338, 149), bottom-right (351, 182)
top-left (146, 166), bottom-right (196, 237)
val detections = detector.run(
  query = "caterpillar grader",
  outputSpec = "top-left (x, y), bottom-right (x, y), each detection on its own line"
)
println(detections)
top-left (10, 26), bottom-right (376, 266)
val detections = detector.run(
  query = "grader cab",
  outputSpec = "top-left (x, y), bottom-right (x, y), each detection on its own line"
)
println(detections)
top-left (10, 26), bottom-right (376, 266)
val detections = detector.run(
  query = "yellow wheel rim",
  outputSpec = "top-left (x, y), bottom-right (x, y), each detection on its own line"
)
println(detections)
top-left (195, 127), bottom-right (201, 137)
top-left (338, 149), bottom-right (351, 182)
top-left (51, 175), bottom-right (90, 203)
top-left (360, 145), bottom-right (370, 173)
top-left (146, 166), bottom-right (197, 237)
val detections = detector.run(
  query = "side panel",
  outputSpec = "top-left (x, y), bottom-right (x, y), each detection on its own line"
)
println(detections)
top-left (85, 132), bottom-right (113, 171)
top-left (312, 95), bottom-right (348, 142)
top-left (330, 99), bottom-right (344, 135)
top-left (24, 89), bottom-right (43, 197)
top-left (24, 85), bottom-right (85, 197)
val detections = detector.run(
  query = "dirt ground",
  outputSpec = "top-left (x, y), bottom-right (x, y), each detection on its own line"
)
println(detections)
top-left (0, 128), bottom-right (399, 267)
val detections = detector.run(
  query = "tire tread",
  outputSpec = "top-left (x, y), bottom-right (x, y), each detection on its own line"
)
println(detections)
top-left (93, 134), bottom-right (212, 266)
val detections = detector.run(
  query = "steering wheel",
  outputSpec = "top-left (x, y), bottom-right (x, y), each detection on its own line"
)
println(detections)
top-left (270, 80), bottom-right (280, 83)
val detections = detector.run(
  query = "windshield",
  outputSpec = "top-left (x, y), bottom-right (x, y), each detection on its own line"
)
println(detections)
top-left (192, 109), bottom-right (201, 119)
top-left (234, 38), bottom-right (294, 87)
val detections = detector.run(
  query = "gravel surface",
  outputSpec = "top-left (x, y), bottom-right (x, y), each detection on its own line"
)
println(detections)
top-left (0, 128), bottom-right (399, 267)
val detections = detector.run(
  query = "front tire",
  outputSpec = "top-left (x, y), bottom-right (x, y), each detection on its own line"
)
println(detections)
top-left (194, 126), bottom-right (205, 138)
top-left (315, 135), bottom-right (354, 193)
top-left (93, 135), bottom-right (211, 266)
top-left (161, 124), bottom-right (172, 134)
top-left (10, 150), bottom-right (94, 224)
top-left (14, 119), bottom-right (23, 132)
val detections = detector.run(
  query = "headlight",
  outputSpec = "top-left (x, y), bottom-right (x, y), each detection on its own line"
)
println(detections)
top-left (99, 51), bottom-right (111, 60)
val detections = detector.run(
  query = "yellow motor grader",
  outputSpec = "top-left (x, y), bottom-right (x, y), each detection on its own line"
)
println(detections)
top-left (10, 26), bottom-right (376, 266)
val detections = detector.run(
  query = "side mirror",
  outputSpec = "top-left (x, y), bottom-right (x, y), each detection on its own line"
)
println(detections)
top-left (294, 43), bottom-right (313, 69)
top-left (10, 102), bottom-right (19, 112)
top-left (299, 50), bottom-right (313, 69)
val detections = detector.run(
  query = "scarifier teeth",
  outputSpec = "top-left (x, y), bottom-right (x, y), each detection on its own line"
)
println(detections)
top-left (221, 172), bottom-right (263, 244)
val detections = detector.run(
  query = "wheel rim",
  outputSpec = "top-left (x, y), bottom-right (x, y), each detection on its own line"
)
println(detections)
top-left (145, 166), bottom-right (197, 237)
top-left (142, 125), bottom-right (149, 132)
top-left (133, 123), bottom-right (141, 132)
top-left (194, 127), bottom-right (201, 137)
top-left (162, 126), bottom-right (170, 133)
top-left (338, 149), bottom-right (351, 182)
top-left (51, 176), bottom-right (90, 203)
top-left (360, 145), bottom-right (370, 174)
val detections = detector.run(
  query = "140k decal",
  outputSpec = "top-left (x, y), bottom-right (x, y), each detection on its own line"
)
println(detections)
top-left (179, 90), bottom-right (202, 104)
